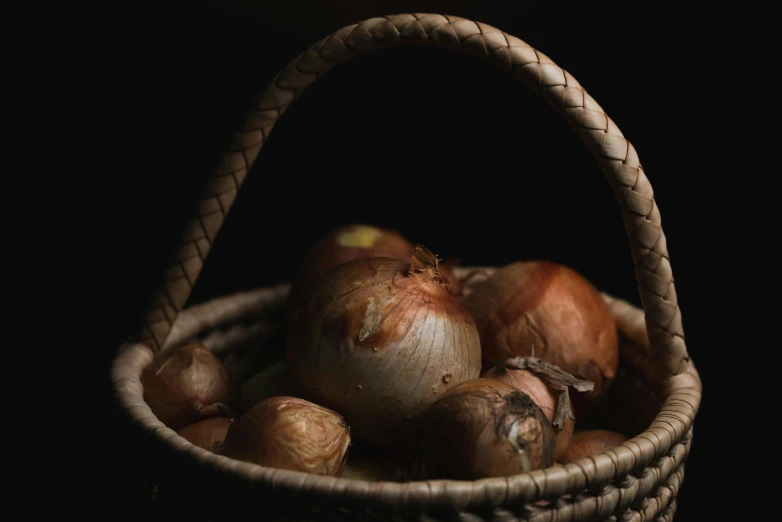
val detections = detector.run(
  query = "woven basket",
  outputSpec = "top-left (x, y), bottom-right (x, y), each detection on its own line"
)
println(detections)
top-left (111, 13), bottom-right (702, 522)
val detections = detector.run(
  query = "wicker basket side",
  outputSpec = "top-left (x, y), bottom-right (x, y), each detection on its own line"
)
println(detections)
top-left (113, 13), bottom-right (701, 522)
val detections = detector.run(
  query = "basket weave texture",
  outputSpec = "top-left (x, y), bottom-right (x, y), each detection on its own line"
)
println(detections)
top-left (110, 13), bottom-right (702, 522)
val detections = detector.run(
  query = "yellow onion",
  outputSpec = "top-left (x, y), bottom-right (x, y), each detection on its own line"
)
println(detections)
top-left (141, 342), bottom-right (235, 430)
top-left (221, 396), bottom-right (350, 476)
top-left (420, 378), bottom-right (555, 479)
top-left (557, 429), bottom-right (629, 464)
top-left (177, 417), bottom-right (233, 454)
top-left (462, 261), bottom-right (618, 416)
top-left (288, 224), bottom-right (415, 314)
top-left (286, 245), bottom-right (482, 447)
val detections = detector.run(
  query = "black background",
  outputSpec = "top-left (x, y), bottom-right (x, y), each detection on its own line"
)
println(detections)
top-left (48, 1), bottom-right (752, 521)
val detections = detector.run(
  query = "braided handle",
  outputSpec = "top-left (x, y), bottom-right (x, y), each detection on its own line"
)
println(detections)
top-left (137, 13), bottom-right (689, 380)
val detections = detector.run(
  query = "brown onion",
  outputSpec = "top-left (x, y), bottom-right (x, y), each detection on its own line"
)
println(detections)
top-left (483, 364), bottom-right (574, 460)
top-left (177, 417), bottom-right (233, 454)
top-left (141, 342), bottom-right (235, 430)
top-left (221, 396), bottom-right (350, 476)
top-left (420, 378), bottom-right (555, 479)
top-left (286, 245), bottom-right (482, 447)
top-left (288, 224), bottom-right (415, 313)
top-left (239, 361), bottom-right (295, 412)
top-left (557, 429), bottom-right (629, 464)
top-left (462, 261), bottom-right (619, 415)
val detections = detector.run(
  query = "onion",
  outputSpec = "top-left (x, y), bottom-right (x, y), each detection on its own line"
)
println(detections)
top-left (141, 342), bottom-right (235, 430)
top-left (286, 245), bottom-right (482, 447)
top-left (288, 224), bottom-right (415, 313)
top-left (239, 361), bottom-right (295, 412)
top-left (420, 378), bottom-right (555, 479)
top-left (177, 417), bottom-right (233, 454)
top-left (557, 429), bottom-right (629, 464)
top-left (221, 396), bottom-right (350, 476)
top-left (482, 355), bottom-right (595, 460)
top-left (462, 261), bottom-right (619, 415)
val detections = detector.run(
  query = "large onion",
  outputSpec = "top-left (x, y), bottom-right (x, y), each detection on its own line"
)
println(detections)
top-left (141, 342), bottom-right (235, 430)
top-left (286, 245), bottom-right (482, 447)
top-left (221, 396), bottom-right (350, 476)
top-left (177, 417), bottom-right (233, 454)
top-left (420, 378), bottom-right (556, 479)
top-left (462, 261), bottom-right (618, 415)
top-left (557, 429), bottom-right (629, 464)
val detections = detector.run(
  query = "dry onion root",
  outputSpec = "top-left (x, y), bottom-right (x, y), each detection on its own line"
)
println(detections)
top-left (177, 417), bottom-right (233, 454)
top-left (420, 378), bottom-right (556, 479)
top-left (462, 260), bottom-right (619, 417)
top-left (286, 245), bottom-right (482, 448)
top-left (141, 342), bottom-right (236, 430)
top-left (557, 429), bottom-right (629, 464)
top-left (483, 355), bottom-right (594, 460)
top-left (221, 396), bottom-right (351, 476)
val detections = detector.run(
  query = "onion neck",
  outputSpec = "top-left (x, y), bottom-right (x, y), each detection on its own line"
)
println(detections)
top-left (408, 244), bottom-right (447, 286)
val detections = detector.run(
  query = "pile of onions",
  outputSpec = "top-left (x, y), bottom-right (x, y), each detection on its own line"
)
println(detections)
top-left (286, 244), bottom-right (481, 447)
top-left (420, 378), bottom-right (555, 479)
top-left (141, 342), bottom-right (236, 431)
top-left (462, 260), bottom-right (619, 416)
top-left (141, 221), bottom-right (647, 484)
top-left (221, 396), bottom-right (350, 476)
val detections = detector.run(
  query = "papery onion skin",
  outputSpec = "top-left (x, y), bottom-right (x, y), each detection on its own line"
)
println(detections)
top-left (286, 252), bottom-right (482, 447)
top-left (288, 224), bottom-right (416, 314)
top-left (221, 396), bottom-right (350, 476)
top-left (420, 378), bottom-right (556, 480)
top-left (141, 342), bottom-right (235, 430)
top-left (177, 417), bottom-right (233, 454)
top-left (462, 261), bottom-right (619, 415)
top-left (557, 429), bottom-right (629, 464)
top-left (482, 365), bottom-right (574, 460)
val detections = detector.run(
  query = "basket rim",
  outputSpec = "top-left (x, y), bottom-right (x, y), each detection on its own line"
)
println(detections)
top-left (111, 274), bottom-right (700, 514)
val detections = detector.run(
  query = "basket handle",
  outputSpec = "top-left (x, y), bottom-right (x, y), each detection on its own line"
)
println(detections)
top-left (136, 13), bottom-right (689, 380)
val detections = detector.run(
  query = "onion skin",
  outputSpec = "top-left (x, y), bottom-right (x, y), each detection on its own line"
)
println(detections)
top-left (221, 396), bottom-right (350, 476)
top-left (420, 378), bottom-right (556, 480)
top-left (462, 261), bottom-right (619, 415)
top-left (557, 430), bottom-right (628, 465)
top-left (286, 252), bottom-right (482, 447)
top-left (482, 365), bottom-right (574, 460)
top-left (141, 342), bottom-right (235, 430)
top-left (288, 224), bottom-right (415, 314)
top-left (177, 417), bottom-right (233, 454)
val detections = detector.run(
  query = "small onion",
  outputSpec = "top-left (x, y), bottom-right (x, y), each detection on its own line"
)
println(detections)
top-left (141, 342), bottom-right (235, 430)
top-left (239, 361), bottom-right (295, 412)
top-left (221, 396), bottom-right (351, 476)
top-left (483, 364), bottom-right (574, 460)
top-left (286, 245), bottom-right (482, 447)
top-left (557, 429), bottom-right (629, 464)
top-left (462, 261), bottom-right (619, 415)
top-left (420, 378), bottom-right (556, 479)
top-left (177, 417), bottom-right (233, 454)
top-left (288, 224), bottom-right (415, 314)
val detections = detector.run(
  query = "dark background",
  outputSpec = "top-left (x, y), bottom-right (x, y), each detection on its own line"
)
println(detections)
top-left (47, 1), bottom-right (752, 520)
